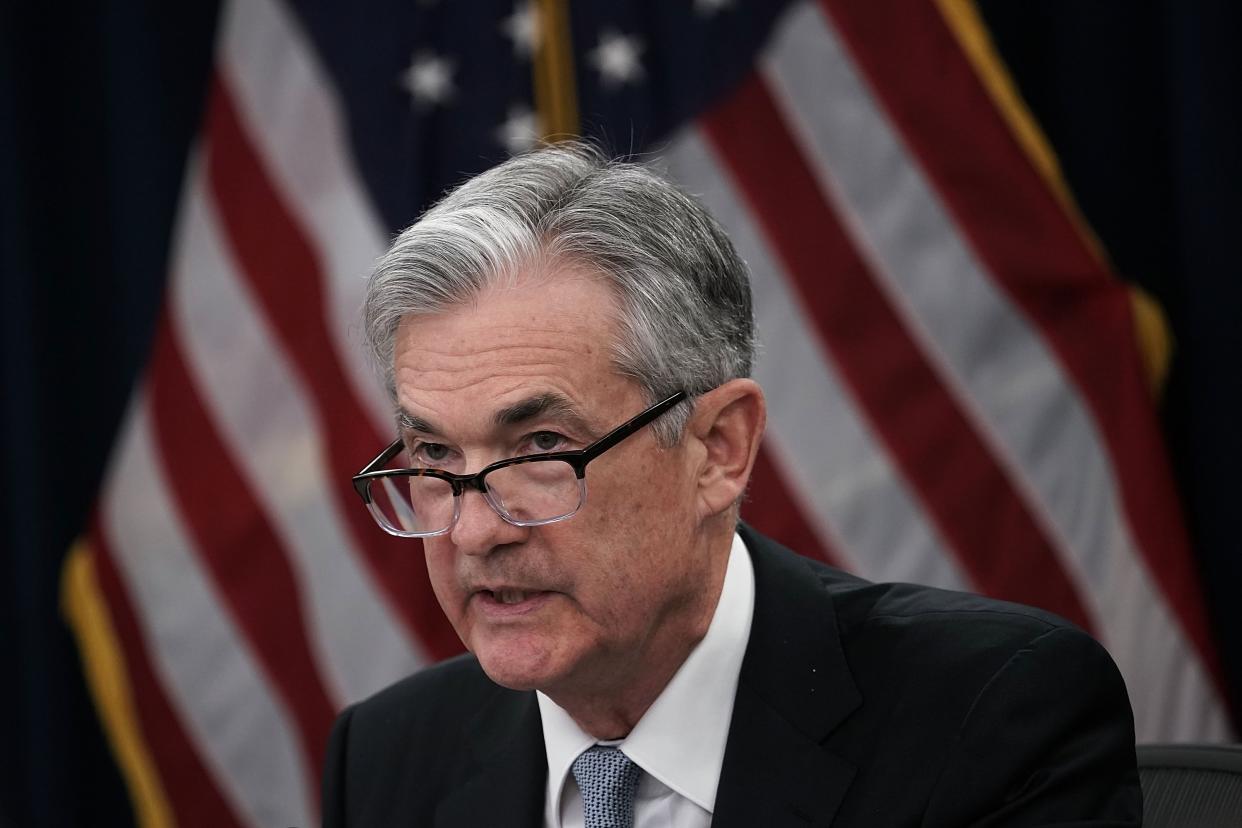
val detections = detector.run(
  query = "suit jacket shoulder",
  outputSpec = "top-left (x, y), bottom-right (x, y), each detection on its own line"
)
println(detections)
top-left (718, 526), bottom-right (1141, 827)
top-left (321, 653), bottom-right (547, 828)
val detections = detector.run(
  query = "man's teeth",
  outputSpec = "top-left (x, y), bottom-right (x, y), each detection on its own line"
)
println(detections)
top-left (495, 590), bottom-right (528, 605)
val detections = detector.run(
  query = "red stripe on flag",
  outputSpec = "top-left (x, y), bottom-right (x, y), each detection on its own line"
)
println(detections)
top-left (702, 73), bottom-right (1095, 631)
top-left (90, 518), bottom-right (246, 828)
top-left (818, 0), bottom-right (1217, 674)
top-left (202, 75), bottom-right (462, 662)
top-left (744, 443), bottom-right (842, 567)
top-left (147, 312), bottom-right (335, 796)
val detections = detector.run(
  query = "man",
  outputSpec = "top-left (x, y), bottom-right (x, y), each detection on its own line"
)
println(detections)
top-left (322, 142), bottom-right (1141, 827)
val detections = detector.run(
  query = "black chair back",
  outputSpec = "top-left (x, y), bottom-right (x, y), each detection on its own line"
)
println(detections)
top-left (1138, 743), bottom-right (1242, 828)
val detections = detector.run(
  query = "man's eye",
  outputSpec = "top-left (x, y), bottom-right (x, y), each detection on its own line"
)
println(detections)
top-left (529, 432), bottom-right (565, 453)
top-left (414, 443), bottom-right (452, 464)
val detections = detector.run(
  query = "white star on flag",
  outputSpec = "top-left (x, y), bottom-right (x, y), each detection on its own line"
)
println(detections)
top-left (496, 104), bottom-right (540, 156)
top-left (501, 1), bottom-right (539, 58)
top-left (694, 0), bottom-right (735, 16)
top-left (402, 52), bottom-right (455, 105)
top-left (589, 29), bottom-right (645, 88)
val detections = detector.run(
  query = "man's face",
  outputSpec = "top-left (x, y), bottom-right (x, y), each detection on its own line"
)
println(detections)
top-left (391, 269), bottom-right (714, 698)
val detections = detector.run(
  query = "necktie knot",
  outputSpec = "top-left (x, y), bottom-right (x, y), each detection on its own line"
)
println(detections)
top-left (571, 745), bottom-right (642, 828)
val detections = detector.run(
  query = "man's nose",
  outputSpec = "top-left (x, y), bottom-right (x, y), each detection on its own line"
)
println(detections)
top-left (450, 487), bottom-right (527, 556)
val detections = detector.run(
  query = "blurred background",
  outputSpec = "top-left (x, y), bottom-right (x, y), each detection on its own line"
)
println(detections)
top-left (3, 0), bottom-right (1240, 825)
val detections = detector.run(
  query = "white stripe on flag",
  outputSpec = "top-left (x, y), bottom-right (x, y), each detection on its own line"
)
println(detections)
top-left (763, 1), bottom-right (1230, 740)
top-left (1107, 541), bottom-right (1233, 739)
top-left (102, 398), bottom-right (314, 828)
top-left (220, 0), bottom-right (394, 437)
top-left (171, 155), bottom-right (425, 704)
top-left (663, 129), bottom-right (968, 591)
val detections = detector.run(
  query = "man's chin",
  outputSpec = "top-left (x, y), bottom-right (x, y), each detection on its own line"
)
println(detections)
top-left (476, 660), bottom-right (556, 692)
top-left (471, 640), bottom-right (565, 692)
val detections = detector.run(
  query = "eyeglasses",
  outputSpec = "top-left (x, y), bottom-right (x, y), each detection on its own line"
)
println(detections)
top-left (352, 390), bottom-right (687, 538)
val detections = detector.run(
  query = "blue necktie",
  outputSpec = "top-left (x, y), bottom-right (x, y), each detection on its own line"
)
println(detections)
top-left (571, 745), bottom-right (642, 828)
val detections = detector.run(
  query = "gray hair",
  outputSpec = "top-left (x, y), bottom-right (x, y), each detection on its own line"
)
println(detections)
top-left (364, 141), bottom-right (754, 445)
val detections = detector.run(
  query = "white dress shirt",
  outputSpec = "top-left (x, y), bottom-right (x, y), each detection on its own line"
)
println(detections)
top-left (538, 532), bottom-right (756, 827)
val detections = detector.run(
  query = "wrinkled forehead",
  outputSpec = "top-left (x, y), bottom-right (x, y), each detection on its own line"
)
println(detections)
top-left (390, 270), bottom-right (639, 438)
top-left (400, 264), bottom-right (619, 344)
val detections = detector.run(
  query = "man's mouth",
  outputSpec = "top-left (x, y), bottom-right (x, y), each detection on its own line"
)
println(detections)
top-left (492, 589), bottom-right (532, 605)
top-left (474, 588), bottom-right (554, 616)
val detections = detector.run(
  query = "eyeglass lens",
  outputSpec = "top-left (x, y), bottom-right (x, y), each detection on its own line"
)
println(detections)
top-left (365, 452), bottom-right (585, 535)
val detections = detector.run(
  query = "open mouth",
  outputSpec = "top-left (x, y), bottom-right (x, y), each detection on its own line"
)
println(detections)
top-left (475, 588), bottom-right (553, 613)
top-left (490, 589), bottom-right (533, 605)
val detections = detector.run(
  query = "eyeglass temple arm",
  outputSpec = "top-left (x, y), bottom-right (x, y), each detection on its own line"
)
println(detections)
top-left (580, 390), bottom-right (687, 461)
top-left (359, 439), bottom-right (405, 476)
top-left (357, 390), bottom-right (686, 485)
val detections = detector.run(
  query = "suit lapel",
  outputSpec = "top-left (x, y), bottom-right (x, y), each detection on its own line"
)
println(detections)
top-left (435, 686), bottom-right (547, 828)
top-left (712, 527), bottom-right (861, 827)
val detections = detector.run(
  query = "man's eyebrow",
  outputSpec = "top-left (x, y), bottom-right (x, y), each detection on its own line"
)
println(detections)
top-left (493, 393), bottom-right (589, 431)
top-left (396, 394), bottom-right (590, 437)
top-left (396, 408), bottom-right (439, 435)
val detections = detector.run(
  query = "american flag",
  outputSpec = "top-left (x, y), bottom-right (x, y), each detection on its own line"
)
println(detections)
top-left (62, 0), bottom-right (1232, 825)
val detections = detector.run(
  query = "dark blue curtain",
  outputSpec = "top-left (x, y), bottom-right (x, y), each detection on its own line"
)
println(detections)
top-left (1, 3), bottom-right (220, 826)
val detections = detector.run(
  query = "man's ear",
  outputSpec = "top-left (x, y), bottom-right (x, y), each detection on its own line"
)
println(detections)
top-left (689, 379), bottom-right (766, 520)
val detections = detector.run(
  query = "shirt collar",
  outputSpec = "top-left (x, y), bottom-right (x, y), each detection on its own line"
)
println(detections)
top-left (537, 531), bottom-right (756, 818)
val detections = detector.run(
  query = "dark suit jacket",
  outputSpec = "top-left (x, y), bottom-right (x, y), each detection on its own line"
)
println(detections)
top-left (322, 526), bottom-right (1141, 826)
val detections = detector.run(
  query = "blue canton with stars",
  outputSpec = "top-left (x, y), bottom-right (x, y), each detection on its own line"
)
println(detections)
top-left (284, 0), bottom-right (798, 233)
